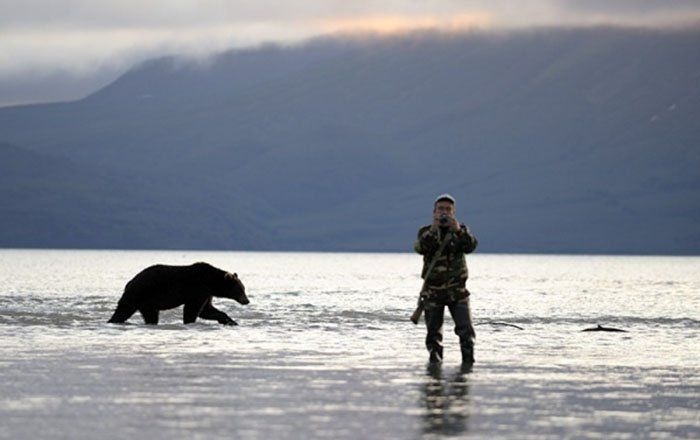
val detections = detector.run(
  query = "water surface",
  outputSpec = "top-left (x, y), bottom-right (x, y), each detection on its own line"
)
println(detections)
top-left (0, 250), bottom-right (698, 439)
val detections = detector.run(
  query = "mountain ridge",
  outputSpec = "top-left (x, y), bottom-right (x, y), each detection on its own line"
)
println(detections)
top-left (1, 27), bottom-right (698, 253)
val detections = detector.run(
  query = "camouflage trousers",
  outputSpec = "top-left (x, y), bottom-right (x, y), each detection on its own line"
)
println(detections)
top-left (420, 284), bottom-right (469, 303)
top-left (423, 293), bottom-right (475, 360)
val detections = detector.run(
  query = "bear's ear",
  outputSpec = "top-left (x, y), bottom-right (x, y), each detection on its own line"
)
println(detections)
top-left (233, 273), bottom-right (238, 279)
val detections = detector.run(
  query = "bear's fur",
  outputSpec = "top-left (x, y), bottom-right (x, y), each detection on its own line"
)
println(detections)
top-left (107, 262), bottom-right (249, 325)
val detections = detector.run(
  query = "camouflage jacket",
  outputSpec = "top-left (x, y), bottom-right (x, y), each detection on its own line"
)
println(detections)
top-left (414, 225), bottom-right (478, 294)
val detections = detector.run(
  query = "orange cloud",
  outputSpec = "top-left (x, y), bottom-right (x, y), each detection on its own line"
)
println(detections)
top-left (318, 12), bottom-right (493, 35)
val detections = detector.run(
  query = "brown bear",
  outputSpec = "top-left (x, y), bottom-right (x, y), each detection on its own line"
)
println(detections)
top-left (107, 262), bottom-right (249, 325)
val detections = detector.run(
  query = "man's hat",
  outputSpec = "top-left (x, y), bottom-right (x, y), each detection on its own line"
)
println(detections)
top-left (434, 193), bottom-right (456, 205)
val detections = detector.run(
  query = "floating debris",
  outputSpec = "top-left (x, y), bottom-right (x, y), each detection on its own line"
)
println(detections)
top-left (582, 324), bottom-right (627, 332)
top-left (475, 321), bottom-right (524, 330)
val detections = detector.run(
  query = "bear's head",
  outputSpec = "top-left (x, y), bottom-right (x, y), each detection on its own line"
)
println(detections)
top-left (222, 272), bottom-right (249, 305)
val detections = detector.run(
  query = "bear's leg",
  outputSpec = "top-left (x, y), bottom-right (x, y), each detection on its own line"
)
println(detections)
top-left (199, 303), bottom-right (238, 326)
top-left (108, 302), bottom-right (137, 323)
top-left (183, 301), bottom-right (207, 324)
top-left (139, 308), bottom-right (159, 325)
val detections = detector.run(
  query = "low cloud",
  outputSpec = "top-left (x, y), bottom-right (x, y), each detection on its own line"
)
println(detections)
top-left (1, 0), bottom-right (699, 106)
top-left (555, 0), bottom-right (700, 15)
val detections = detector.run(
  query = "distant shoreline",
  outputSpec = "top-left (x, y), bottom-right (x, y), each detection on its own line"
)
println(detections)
top-left (1, 247), bottom-right (698, 257)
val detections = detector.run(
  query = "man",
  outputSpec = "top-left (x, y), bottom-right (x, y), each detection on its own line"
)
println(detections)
top-left (414, 194), bottom-right (478, 364)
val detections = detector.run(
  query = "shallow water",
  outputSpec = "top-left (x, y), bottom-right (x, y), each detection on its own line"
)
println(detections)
top-left (0, 250), bottom-right (698, 439)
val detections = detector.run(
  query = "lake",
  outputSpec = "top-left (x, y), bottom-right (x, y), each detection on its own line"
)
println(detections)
top-left (0, 249), bottom-right (698, 439)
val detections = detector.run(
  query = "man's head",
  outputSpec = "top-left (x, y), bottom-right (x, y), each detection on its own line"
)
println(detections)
top-left (433, 193), bottom-right (456, 216)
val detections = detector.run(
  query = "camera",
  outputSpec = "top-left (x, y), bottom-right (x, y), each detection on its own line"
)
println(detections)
top-left (439, 214), bottom-right (450, 225)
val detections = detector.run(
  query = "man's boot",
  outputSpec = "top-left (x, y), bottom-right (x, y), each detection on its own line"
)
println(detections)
top-left (461, 345), bottom-right (474, 364)
top-left (429, 348), bottom-right (443, 364)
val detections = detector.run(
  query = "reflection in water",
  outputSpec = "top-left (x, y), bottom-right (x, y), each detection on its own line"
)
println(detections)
top-left (421, 363), bottom-right (472, 436)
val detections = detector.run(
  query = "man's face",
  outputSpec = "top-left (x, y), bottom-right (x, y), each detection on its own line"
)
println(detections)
top-left (434, 201), bottom-right (455, 217)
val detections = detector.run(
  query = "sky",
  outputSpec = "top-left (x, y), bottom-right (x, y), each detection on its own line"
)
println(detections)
top-left (1, 0), bottom-right (700, 107)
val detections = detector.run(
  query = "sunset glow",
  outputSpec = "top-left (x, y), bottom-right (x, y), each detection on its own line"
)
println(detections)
top-left (319, 13), bottom-right (493, 35)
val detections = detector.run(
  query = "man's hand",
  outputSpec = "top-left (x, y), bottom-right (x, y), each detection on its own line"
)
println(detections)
top-left (433, 213), bottom-right (461, 232)
top-left (448, 216), bottom-right (461, 232)
top-left (431, 214), bottom-right (441, 230)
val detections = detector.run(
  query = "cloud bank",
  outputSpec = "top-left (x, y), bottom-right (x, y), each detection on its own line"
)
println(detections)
top-left (1, 0), bottom-right (699, 106)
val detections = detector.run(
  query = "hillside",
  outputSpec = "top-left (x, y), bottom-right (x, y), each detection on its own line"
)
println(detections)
top-left (0, 27), bottom-right (698, 253)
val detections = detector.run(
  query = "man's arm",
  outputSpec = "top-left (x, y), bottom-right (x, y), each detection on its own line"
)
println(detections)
top-left (414, 226), bottom-right (440, 255)
top-left (455, 225), bottom-right (478, 254)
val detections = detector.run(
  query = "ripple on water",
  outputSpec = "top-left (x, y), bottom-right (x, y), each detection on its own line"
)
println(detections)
top-left (0, 251), bottom-right (698, 439)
